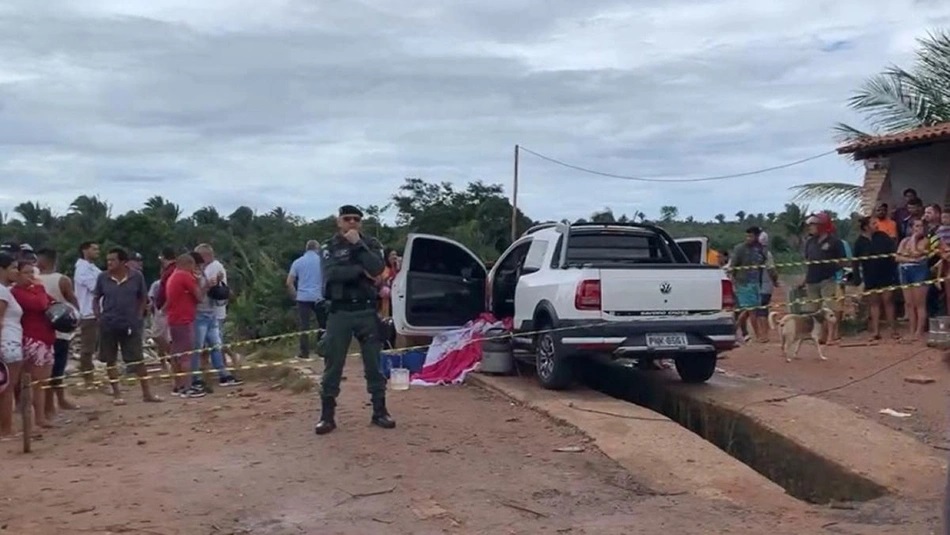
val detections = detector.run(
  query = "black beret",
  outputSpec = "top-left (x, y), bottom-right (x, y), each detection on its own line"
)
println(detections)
top-left (339, 205), bottom-right (363, 218)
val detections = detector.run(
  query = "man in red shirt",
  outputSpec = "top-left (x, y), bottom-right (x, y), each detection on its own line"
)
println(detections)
top-left (164, 254), bottom-right (208, 398)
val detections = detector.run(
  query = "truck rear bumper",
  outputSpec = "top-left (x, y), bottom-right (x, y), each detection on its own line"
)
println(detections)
top-left (554, 317), bottom-right (737, 354)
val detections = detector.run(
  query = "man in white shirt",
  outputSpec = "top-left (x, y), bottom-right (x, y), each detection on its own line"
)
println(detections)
top-left (73, 241), bottom-right (102, 386)
top-left (194, 244), bottom-right (242, 388)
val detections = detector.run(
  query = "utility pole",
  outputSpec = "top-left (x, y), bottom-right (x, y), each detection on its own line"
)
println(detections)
top-left (511, 144), bottom-right (519, 242)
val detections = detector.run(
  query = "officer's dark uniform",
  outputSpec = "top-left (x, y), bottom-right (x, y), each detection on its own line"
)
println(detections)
top-left (315, 205), bottom-right (395, 435)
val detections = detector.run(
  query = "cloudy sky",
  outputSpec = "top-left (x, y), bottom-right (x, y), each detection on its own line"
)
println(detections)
top-left (1, 0), bottom-right (948, 224)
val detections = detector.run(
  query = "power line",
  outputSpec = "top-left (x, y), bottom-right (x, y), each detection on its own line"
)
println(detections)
top-left (517, 146), bottom-right (837, 183)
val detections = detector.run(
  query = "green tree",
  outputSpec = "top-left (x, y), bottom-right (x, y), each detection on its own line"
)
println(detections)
top-left (589, 209), bottom-right (616, 223)
top-left (659, 206), bottom-right (678, 222)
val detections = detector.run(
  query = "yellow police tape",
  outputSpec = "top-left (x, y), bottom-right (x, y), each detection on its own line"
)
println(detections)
top-left (34, 328), bottom-right (324, 389)
top-left (726, 251), bottom-right (904, 271)
top-left (34, 320), bottom-right (616, 391)
top-left (33, 273), bottom-right (947, 391)
top-left (731, 275), bottom-right (946, 313)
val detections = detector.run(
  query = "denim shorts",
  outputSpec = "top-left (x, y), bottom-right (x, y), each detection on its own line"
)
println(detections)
top-left (899, 263), bottom-right (929, 286)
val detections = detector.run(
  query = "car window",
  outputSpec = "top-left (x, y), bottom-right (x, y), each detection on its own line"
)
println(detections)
top-left (550, 230), bottom-right (676, 267)
top-left (523, 239), bottom-right (548, 271)
top-left (677, 240), bottom-right (704, 264)
top-left (408, 237), bottom-right (483, 278)
top-left (496, 241), bottom-right (531, 273)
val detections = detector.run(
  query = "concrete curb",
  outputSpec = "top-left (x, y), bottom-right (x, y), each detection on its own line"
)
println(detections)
top-left (465, 372), bottom-right (804, 513)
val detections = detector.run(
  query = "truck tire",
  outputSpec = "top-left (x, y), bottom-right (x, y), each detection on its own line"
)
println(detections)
top-left (674, 353), bottom-right (717, 383)
top-left (535, 325), bottom-right (573, 390)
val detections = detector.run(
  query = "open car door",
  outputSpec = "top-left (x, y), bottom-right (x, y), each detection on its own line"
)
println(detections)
top-left (675, 237), bottom-right (709, 265)
top-left (392, 233), bottom-right (488, 337)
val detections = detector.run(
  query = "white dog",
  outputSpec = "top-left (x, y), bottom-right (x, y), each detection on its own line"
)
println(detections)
top-left (767, 308), bottom-right (837, 363)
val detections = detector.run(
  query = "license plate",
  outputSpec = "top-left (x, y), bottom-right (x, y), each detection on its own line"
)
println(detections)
top-left (646, 333), bottom-right (688, 348)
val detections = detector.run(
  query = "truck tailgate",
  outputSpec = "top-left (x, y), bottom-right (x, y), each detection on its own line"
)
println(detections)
top-left (599, 268), bottom-right (723, 315)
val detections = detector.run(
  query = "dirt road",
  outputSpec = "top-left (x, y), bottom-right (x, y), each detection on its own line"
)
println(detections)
top-left (721, 337), bottom-right (950, 447)
top-left (0, 372), bottom-right (856, 535)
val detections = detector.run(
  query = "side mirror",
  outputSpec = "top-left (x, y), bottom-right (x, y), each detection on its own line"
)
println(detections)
top-left (555, 222), bottom-right (570, 235)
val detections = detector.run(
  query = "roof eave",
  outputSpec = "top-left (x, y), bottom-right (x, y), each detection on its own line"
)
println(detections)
top-left (837, 138), bottom-right (950, 160)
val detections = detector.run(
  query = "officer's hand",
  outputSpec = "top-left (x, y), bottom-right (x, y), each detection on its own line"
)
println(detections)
top-left (343, 229), bottom-right (361, 244)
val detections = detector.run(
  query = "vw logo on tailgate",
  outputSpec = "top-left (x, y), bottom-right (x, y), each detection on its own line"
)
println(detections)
top-left (659, 282), bottom-right (672, 294)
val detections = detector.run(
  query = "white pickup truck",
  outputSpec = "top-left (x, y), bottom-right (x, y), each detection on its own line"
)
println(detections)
top-left (391, 222), bottom-right (737, 390)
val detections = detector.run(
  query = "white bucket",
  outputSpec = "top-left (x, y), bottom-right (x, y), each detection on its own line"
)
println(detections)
top-left (390, 368), bottom-right (410, 391)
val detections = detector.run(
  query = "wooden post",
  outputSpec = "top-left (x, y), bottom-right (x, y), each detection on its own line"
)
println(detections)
top-left (511, 144), bottom-right (520, 242)
top-left (20, 373), bottom-right (32, 453)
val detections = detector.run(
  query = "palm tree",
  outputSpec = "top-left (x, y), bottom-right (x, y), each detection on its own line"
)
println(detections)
top-left (143, 196), bottom-right (182, 224)
top-left (835, 30), bottom-right (950, 141)
top-left (68, 195), bottom-right (111, 235)
top-left (789, 182), bottom-right (861, 212)
top-left (69, 195), bottom-right (110, 221)
top-left (192, 206), bottom-right (222, 226)
top-left (777, 203), bottom-right (808, 248)
top-left (14, 201), bottom-right (54, 228)
top-left (794, 30), bottom-right (950, 209)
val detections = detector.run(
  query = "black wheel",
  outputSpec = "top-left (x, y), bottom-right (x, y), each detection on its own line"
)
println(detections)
top-left (534, 326), bottom-right (573, 390)
top-left (674, 353), bottom-right (717, 383)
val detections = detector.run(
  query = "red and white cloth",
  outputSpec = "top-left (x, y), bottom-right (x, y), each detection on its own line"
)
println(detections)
top-left (410, 313), bottom-right (511, 386)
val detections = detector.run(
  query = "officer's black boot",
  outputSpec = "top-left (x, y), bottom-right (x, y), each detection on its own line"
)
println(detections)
top-left (314, 396), bottom-right (337, 435)
top-left (370, 396), bottom-right (396, 429)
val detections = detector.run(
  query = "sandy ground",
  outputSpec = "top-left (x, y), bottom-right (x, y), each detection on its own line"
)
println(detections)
top-left (0, 361), bottom-right (869, 535)
top-left (721, 325), bottom-right (950, 449)
top-left (718, 282), bottom-right (950, 449)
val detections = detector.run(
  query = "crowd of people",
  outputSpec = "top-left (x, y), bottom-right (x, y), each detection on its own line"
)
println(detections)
top-left (726, 188), bottom-right (950, 345)
top-left (0, 239), bottom-right (249, 440)
top-left (285, 239), bottom-right (401, 360)
top-left (0, 206), bottom-right (405, 439)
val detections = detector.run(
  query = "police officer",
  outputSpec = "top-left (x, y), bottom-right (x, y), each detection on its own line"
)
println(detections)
top-left (315, 205), bottom-right (395, 435)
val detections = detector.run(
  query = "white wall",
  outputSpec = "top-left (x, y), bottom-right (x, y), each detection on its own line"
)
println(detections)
top-left (879, 141), bottom-right (950, 209)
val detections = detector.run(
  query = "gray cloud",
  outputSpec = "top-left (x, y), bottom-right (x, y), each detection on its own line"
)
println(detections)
top-left (0, 0), bottom-right (948, 224)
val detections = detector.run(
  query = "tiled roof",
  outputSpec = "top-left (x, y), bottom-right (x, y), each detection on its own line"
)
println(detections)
top-left (837, 122), bottom-right (950, 156)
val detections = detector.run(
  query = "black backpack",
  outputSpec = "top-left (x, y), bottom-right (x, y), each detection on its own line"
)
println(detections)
top-left (208, 280), bottom-right (231, 302)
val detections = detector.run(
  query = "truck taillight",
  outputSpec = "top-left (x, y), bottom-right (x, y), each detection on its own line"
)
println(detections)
top-left (721, 279), bottom-right (735, 311)
top-left (575, 279), bottom-right (601, 310)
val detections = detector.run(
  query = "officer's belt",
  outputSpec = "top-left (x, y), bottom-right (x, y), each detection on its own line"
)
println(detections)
top-left (328, 299), bottom-right (375, 312)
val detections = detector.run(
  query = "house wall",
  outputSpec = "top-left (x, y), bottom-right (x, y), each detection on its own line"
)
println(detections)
top-left (875, 141), bottom-right (950, 210)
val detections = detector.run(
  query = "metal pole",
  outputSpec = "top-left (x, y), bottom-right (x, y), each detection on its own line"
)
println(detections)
top-left (511, 144), bottom-right (520, 242)
top-left (21, 373), bottom-right (32, 453)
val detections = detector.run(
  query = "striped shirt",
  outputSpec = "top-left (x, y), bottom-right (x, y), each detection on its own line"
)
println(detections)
top-left (936, 225), bottom-right (950, 246)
